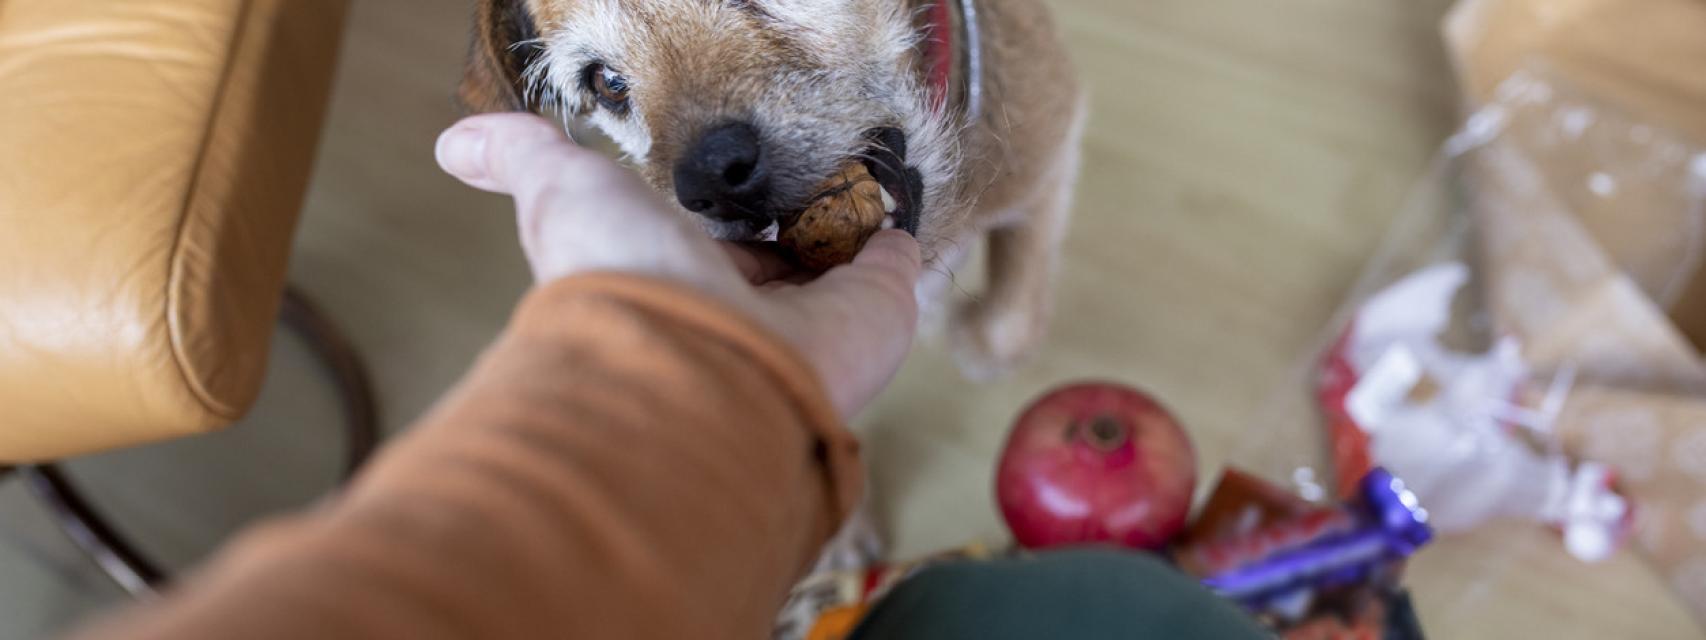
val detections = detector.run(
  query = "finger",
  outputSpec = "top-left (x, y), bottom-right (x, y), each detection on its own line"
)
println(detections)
top-left (815, 230), bottom-right (924, 305)
top-left (850, 230), bottom-right (924, 281)
top-left (720, 243), bottom-right (798, 284)
top-left (437, 114), bottom-right (730, 287)
top-left (785, 230), bottom-right (923, 416)
top-left (435, 113), bottom-right (607, 197)
top-left (795, 231), bottom-right (923, 333)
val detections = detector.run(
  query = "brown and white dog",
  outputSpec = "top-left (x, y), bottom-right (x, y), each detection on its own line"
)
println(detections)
top-left (460, 0), bottom-right (1083, 376)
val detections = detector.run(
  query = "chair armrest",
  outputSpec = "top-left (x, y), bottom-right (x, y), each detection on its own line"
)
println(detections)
top-left (0, 0), bottom-right (351, 461)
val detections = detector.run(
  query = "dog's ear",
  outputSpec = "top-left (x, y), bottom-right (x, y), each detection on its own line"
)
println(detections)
top-left (459, 0), bottom-right (543, 113)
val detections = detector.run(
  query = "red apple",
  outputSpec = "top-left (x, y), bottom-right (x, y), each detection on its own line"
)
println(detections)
top-left (995, 381), bottom-right (1198, 551)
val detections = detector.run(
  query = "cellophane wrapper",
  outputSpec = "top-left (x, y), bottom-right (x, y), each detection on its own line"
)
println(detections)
top-left (1231, 67), bottom-right (1706, 629)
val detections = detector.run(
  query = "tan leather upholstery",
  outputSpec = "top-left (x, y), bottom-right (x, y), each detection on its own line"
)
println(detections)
top-left (0, 0), bottom-right (350, 462)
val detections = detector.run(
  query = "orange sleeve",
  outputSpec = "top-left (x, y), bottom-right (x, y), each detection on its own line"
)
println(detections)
top-left (71, 274), bottom-right (863, 640)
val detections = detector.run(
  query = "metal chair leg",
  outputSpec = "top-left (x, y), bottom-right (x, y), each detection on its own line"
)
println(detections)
top-left (281, 285), bottom-right (381, 479)
top-left (19, 465), bottom-right (165, 598)
top-left (10, 286), bottom-right (381, 597)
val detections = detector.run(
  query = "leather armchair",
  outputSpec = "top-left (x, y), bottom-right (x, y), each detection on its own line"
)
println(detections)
top-left (0, 0), bottom-right (375, 596)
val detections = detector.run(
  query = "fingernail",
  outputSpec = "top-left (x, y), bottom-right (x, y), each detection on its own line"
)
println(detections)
top-left (436, 124), bottom-right (489, 180)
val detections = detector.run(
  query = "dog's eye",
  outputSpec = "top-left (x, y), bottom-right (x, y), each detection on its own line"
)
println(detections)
top-left (588, 64), bottom-right (630, 111)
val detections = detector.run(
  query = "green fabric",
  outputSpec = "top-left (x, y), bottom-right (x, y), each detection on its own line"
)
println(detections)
top-left (849, 548), bottom-right (1270, 640)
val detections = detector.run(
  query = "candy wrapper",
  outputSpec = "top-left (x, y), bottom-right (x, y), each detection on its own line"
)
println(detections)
top-left (1234, 64), bottom-right (1706, 630)
top-left (1177, 467), bottom-right (1429, 638)
top-left (1183, 469), bottom-right (1430, 609)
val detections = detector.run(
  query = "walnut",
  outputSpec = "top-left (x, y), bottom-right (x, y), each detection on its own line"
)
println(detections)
top-left (778, 162), bottom-right (887, 271)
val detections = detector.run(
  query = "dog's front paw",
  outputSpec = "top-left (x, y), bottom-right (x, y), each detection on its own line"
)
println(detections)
top-left (949, 297), bottom-right (1049, 380)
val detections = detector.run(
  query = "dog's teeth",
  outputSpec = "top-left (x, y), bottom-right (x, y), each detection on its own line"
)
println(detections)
top-left (879, 186), bottom-right (897, 213)
top-left (881, 215), bottom-right (896, 230)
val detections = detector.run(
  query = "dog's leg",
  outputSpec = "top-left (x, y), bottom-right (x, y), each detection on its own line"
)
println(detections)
top-left (950, 133), bottom-right (1082, 379)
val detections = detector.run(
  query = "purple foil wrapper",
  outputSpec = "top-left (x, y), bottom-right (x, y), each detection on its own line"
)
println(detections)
top-left (1201, 468), bottom-right (1433, 605)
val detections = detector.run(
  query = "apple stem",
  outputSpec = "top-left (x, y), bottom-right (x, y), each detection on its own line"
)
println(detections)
top-left (1081, 415), bottom-right (1130, 451)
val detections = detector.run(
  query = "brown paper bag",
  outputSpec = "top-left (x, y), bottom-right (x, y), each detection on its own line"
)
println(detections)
top-left (1463, 78), bottom-right (1706, 395)
top-left (1446, 0), bottom-right (1706, 146)
top-left (1447, 0), bottom-right (1706, 346)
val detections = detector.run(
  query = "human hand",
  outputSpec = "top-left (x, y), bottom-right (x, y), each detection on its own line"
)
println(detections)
top-left (435, 113), bottom-right (922, 417)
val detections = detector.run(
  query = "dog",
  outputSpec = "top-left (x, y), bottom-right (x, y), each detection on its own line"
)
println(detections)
top-left (459, 0), bottom-right (1084, 376)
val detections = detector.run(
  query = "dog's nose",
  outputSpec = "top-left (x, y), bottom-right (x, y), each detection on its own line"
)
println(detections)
top-left (673, 121), bottom-right (770, 222)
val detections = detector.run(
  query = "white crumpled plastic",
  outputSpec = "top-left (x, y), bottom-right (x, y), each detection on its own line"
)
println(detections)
top-left (1326, 262), bottom-right (1628, 560)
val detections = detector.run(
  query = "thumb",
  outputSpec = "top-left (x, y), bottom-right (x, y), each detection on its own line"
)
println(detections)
top-left (435, 113), bottom-right (628, 199)
top-left (781, 230), bottom-right (924, 416)
top-left (819, 230), bottom-right (924, 321)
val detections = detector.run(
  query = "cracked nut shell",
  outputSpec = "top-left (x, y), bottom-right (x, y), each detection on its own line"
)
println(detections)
top-left (778, 162), bottom-right (887, 271)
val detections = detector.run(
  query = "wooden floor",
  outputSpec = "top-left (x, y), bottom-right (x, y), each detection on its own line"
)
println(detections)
top-left (1, 0), bottom-right (1699, 637)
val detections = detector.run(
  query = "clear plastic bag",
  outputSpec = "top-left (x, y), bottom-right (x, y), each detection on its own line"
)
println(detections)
top-left (1230, 68), bottom-right (1706, 630)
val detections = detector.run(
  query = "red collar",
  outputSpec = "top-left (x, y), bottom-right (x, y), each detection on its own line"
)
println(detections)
top-left (922, 0), bottom-right (955, 114)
